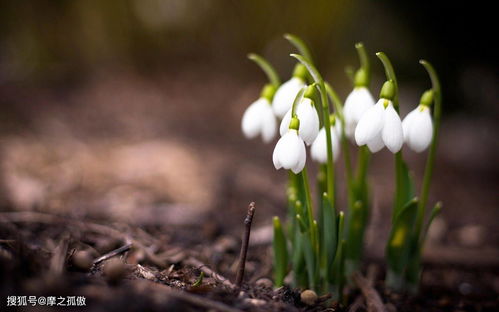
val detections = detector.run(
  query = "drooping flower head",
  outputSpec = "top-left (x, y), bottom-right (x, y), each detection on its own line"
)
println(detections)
top-left (311, 114), bottom-right (342, 164)
top-left (241, 84), bottom-right (277, 143)
top-left (279, 93), bottom-right (320, 145)
top-left (402, 90), bottom-right (434, 152)
top-left (355, 80), bottom-right (404, 153)
top-left (272, 64), bottom-right (308, 118)
top-left (343, 68), bottom-right (375, 139)
top-left (273, 116), bottom-right (306, 173)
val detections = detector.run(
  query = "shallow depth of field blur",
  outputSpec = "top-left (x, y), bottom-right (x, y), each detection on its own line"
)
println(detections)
top-left (0, 0), bottom-right (497, 276)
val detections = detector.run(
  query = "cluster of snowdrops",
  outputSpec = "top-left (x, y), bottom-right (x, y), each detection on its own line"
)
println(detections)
top-left (241, 34), bottom-right (442, 297)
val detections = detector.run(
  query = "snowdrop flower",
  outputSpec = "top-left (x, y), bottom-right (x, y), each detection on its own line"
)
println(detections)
top-left (311, 115), bottom-right (342, 163)
top-left (241, 85), bottom-right (277, 143)
top-left (279, 97), bottom-right (319, 145)
top-left (343, 87), bottom-right (375, 139)
top-left (272, 64), bottom-right (307, 118)
top-left (273, 117), bottom-right (306, 174)
top-left (402, 90), bottom-right (434, 152)
top-left (355, 81), bottom-right (403, 153)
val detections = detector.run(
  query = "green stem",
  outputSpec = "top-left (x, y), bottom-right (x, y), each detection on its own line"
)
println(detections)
top-left (301, 168), bottom-right (314, 230)
top-left (291, 54), bottom-right (335, 208)
top-left (356, 146), bottom-right (370, 184)
top-left (415, 60), bottom-right (442, 240)
top-left (284, 33), bottom-right (313, 63)
top-left (247, 53), bottom-right (281, 87)
top-left (376, 52), bottom-right (405, 215)
top-left (376, 52), bottom-right (399, 108)
top-left (355, 42), bottom-right (370, 85)
top-left (325, 82), bottom-right (354, 205)
top-left (291, 87), bottom-right (306, 117)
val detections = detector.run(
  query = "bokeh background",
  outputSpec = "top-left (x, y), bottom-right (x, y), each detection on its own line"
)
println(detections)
top-left (0, 0), bottom-right (497, 256)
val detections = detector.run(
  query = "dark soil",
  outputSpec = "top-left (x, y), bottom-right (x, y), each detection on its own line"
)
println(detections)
top-left (0, 70), bottom-right (498, 311)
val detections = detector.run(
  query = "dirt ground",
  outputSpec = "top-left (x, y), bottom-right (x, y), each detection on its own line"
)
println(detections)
top-left (0, 68), bottom-right (498, 311)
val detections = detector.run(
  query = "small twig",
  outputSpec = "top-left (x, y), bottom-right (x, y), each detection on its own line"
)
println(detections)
top-left (49, 234), bottom-right (69, 276)
top-left (93, 243), bottom-right (132, 265)
top-left (185, 257), bottom-right (235, 289)
top-left (235, 202), bottom-right (255, 287)
top-left (352, 272), bottom-right (387, 312)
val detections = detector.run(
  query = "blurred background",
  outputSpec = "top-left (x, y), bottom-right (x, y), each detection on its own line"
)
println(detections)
top-left (0, 0), bottom-right (497, 253)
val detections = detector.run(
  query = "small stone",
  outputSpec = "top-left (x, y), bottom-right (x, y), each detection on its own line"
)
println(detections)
top-left (72, 251), bottom-right (93, 271)
top-left (255, 278), bottom-right (273, 288)
top-left (300, 289), bottom-right (318, 306)
top-left (103, 258), bottom-right (126, 284)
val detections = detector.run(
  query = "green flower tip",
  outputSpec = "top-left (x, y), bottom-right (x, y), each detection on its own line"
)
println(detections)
top-left (420, 89), bottom-right (434, 107)
top-left (292, 63), bottom-right (308, 81)
top-left (380, 80), bottom-right (396, 101)
top-left (329, 114), bottom-right (337, 126)
top-left (261, 84), bottom-right (277, 101)
top-left (354, 68), bottom-right (369, 87)
top-left (304, 84), bottom-right (316, 99)
top-left (355, 42), bottom-right (364, 49)
top-left (289, 117), bottom-right (300, 130)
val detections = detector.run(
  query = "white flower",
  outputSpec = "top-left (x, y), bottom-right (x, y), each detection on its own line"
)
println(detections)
top-left (343, 87), bottom-right (375, 139)
top-left (273, 129), bottom-right (306, 173)
top-left (241, 98), bottom-right (277, 143)
top-left (272, 77), bottom-right (306, 118)
top-left (311, 122), bottom-right (342, 163)
top-left (402, 105), bottom-right (433, 152)
top-left (279, 98), bottom-right (319, 145)
top-left (355, 99), bottom-right (403, 153)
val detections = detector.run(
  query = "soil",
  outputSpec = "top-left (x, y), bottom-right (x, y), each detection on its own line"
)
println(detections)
top-left (0, 69), bottom-right (498, 311)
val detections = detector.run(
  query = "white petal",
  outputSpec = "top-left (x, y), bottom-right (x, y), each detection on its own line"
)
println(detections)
top-left (331, 129), bottom-right (340, 161)
top-left (296, 98), bottom-right (320, 145)
top-left (334, 120), bottom-right (343, 138)
top-left (279, 109), bottom-right (292, 136)
top-left (367, 132), bottom-right (384, 153)
top-left (261, 104), bottom-right (277, 143)
top-left (272, 78), bottom-right (306, 118)
top-left (272, 141), bottom-right (282, 170)
top-left (355, 100), bottom-right (385, 146)
top-left (291, 138), bottom-right (307, 173)
top-left (382, 102), bottom-right (404, 153)
top-left (311, 127), bottom-right (340, 163)
top-left (276, 130), bottom-right (303, 169)
top-left (407, 107), bottom-right (433, 152)
top-left (311, 127), bottom-right (327, 163)
top-left (343, 87), bottom-right (375, 139)
top-left (402, 108), bottom-right (418, 141)
top-left (241, 99), bottom-right (266, 139)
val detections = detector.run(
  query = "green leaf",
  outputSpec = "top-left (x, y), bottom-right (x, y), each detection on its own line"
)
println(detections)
top-left (394, 158), bottom-right (415, 223)
top-left (273, 216), bottom-right (288, 287)
top-left (344, 200), bottom-right (367, 276)
top-left (301, 230), bottom-right (317, 290)
top-left (386, 198), bottom-right (418, 290)
top-left (295, 214), bottom-right (307, 233)
top-left (248, 53), bottom-right (281, 87)
top-left (284, 33), bottom-right (313, 62)
top-left (420, 202), bottom-right (443, 248)
top-left (321, 193), bottom-right (338, 270)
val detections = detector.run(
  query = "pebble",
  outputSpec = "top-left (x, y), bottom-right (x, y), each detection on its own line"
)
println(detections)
top-left (300, 289), bottom-right (317, 306)
top-left (103, 258), bottom-right (126, 284)
top-left (72, 250), bottom-right (93, 271)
